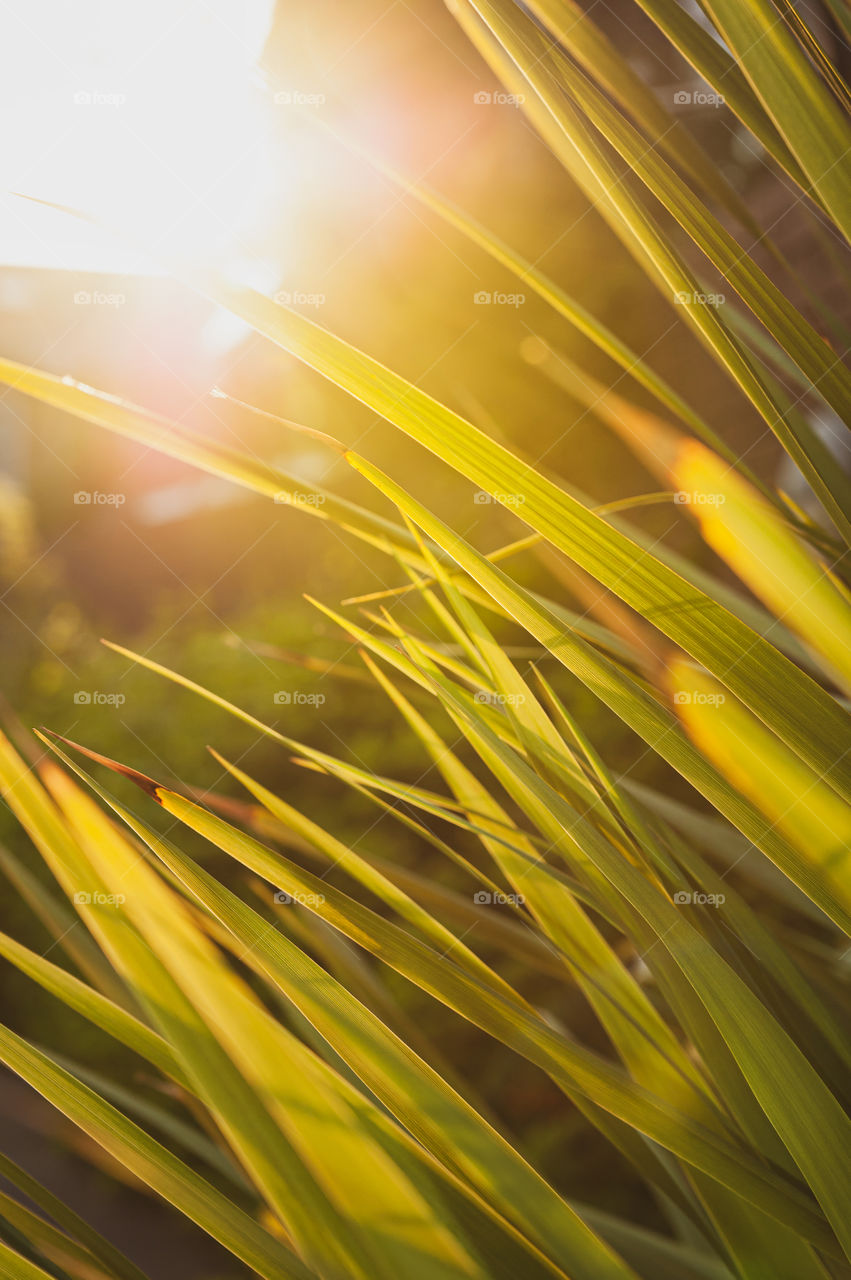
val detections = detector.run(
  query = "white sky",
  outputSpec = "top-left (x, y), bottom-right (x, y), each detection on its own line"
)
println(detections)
top-left (0, 0), bottom-right (277, 270)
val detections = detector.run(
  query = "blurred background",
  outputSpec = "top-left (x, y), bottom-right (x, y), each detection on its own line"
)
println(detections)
top-left (1, 1), bottom-right (850, 1274)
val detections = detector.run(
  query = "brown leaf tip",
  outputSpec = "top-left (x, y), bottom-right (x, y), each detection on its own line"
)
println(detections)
top-left (39, 729), bottom-right (164, 802)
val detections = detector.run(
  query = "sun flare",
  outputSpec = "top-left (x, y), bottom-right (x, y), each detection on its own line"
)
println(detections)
top-left (1, 0), bottom-right (277, 269)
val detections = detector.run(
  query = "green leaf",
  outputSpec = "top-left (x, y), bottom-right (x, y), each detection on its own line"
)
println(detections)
top-left (331, 126), bottom-right (768, 488)
top-left (669, 440), bottom-right (851, 696)
top-left (0, 358), bottom-right (420, 564)
top-left (0, 1152), bottom-right (150, 1280)
top-left (698, 0), bottom-right (851, 241)
top-left (135, 260), bottom-right (851, 797)
top-left (108, 775), bottom-right (838, 1251)
top-left (668, 660), bottom-right (851, 920)
top-left (345, 452), bottom-right (851, 933)
top-left (0, 929), bottom-right (190, 1090)
top-left (0, 1025), bottom-right (312, 1280)
top-left (456, 0), bottom-right (851, 542)
top-left (83, 793), bottom-right (636, 1280)
top-left (630, 0), bottom-right (807, 188)
top-left (398, 653), bottom-right (851, 1260)
top-left (0, 1236), bottom-right (69, 1280)
top-left (43, 764), bottom-right (488, 1280)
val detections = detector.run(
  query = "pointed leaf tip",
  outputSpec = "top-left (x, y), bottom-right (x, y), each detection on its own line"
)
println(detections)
top-left (37, 729), bottom-right (164, 802)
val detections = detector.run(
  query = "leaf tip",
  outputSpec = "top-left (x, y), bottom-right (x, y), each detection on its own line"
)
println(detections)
top-left (38, 728), bottom-right (165, 803)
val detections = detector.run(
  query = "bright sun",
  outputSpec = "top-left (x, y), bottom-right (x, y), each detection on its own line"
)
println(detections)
top-left (0, 0), bottom-right (277, 270)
